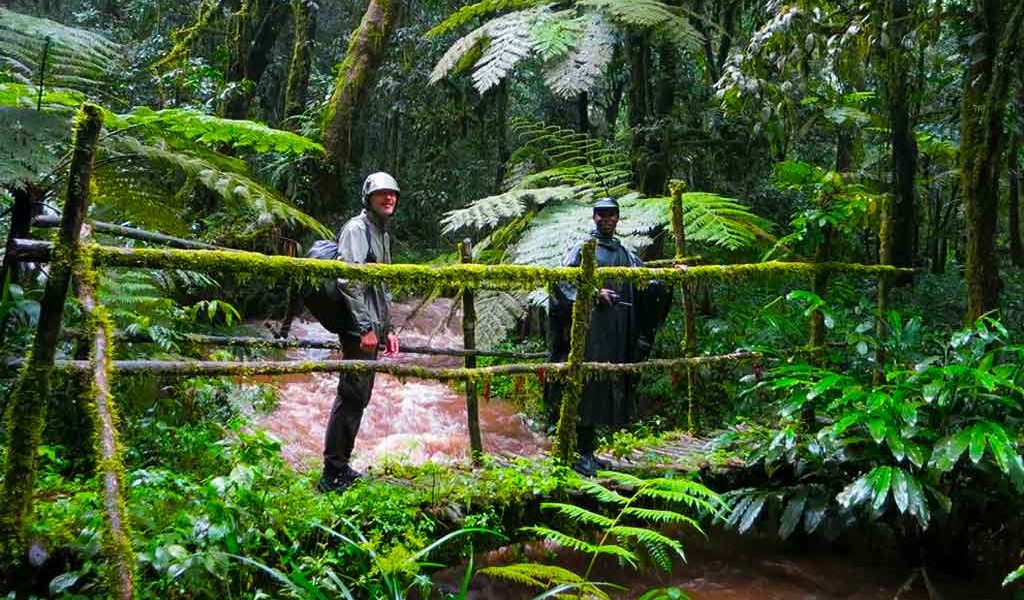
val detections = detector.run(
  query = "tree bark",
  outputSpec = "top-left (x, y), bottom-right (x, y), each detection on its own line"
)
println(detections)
top-left (1009, 130), bottom-right (1023, 267)
top-left (322, 0), bottom-right (404, 174)
top-left (220, 0), bottom-right (289, 119)
top-left (282, 0), bottom-right (318, 122)
top-left (960, 0), bottom-right (1024, 323)
top-left (881, 0), bottom-right (919, 285)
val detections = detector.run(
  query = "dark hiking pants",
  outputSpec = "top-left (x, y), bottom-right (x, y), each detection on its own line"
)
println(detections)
top-left (323, 337), bottom-right (377, 476)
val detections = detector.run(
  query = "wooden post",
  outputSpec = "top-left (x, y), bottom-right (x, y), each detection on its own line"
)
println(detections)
top-left (670, 181), bottom-right (698, 431)
top-left (74, 232), bottom-right (134, 599)
top-left (460, 239), bottom-right (484, 464)
top-left (554, 240), bottom-right (596, 464)
top-left (0, 190), bottom-right (35, 348)
top-left (0, 104), bottom-right (103, 558)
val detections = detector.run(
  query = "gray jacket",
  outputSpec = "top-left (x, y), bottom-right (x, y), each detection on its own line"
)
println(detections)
top-left (336, 210), bottom-right (392, 339)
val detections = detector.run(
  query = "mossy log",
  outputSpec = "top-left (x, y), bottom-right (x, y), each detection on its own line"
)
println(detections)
top-left (1, 103), bottom-right (103, 559)
top-left (107, 332), bottom-right (547, 359)
top-left (554, 240), bottom-right (597, 464)
top-left (33, 215), bottom-right (224, 250)
top-left (75, 247), bottom-right (134, 599)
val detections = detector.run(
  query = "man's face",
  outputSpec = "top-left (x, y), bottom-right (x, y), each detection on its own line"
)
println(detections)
top-left (368, 189), bottom-right (398, 217)
top-left (593, 209), bottom-right (619, 237)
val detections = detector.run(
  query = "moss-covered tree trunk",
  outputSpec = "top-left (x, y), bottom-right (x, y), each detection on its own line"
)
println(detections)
top-left (0, 104), bottom-right (102, 560)
top-left (282, 0), bottom-right (318, 122)
top-left (960, 0), bottom-right (1024, 323)
top-left (554, 241), bottom-right (596, 465)
top-left (1008, 129), bottom-right (1023, 267)
top-left (881, 0), bottom-right (918, 285)
top-left (219, 0), bottom-right (288, 120)
top-left (322, 0), bottom-right (403, 175)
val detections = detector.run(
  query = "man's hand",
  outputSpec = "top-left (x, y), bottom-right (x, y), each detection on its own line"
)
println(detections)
top-left (359, 329), bottom-right (378, 352)
top-left (597, 288), bottom-right (618, 306)
top-left (384, 332), bottom-right (400, 357)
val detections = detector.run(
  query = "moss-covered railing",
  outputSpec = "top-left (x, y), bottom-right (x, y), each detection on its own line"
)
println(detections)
top-left (0, 105), bottom-right (914, 594)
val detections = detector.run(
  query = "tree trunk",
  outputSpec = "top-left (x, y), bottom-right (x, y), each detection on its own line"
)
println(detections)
top-left (321, 0), bottom-right (404, 174)
top-left (220, 0), bottom-right (288, 119)
top-left (1008, 131), bottom-right (1023, 267)
top-left (881, 0), bottom-right (918, 285)
top-left (960, 0), bottom-right (1024, 323)
top-left (495, 79), bottom-right (509, 191)
top-left (282, 0), bottom-right (318, 123)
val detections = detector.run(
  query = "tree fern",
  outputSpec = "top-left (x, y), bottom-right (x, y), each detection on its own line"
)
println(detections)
top-left (0, 105), bottom-right (70, 185)
top-left (430, 0), bottom-right (702, 95)
top-left (472, 290), bottom-right (528, 349)
top-left (440, 185), bottom-right (575, 234)
top-left (543, 13), bottom-right (616, 99)
top-left (471, 7), bottom-right (546, 93)
top-left (108, 108), bottom-right (324, 156)
top-left (426, 0), bottom-right (545, 39)
top-left (0, 8), bottom-right (121, 95)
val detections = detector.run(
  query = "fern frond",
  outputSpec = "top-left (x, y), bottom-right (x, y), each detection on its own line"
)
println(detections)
top-left (576, 478), bottom-right (630, 505)
top-left (529, 10), bottom-right (581, 61)
top-left (620, 507), bottom-right (700, 529)
top-left (440, 186), bottom-right (574, 234)
top-left (0, 106), bottom-right (70, 185)
top-left (109, 108), bottom-right (323, 156)
top-left (578, 0), bottom-right (702, 50)
top-left (590, 543), bottom-right (639, 568)
top-left (519, 526), bottom-right (596, 554)
top-left (0, 82), bottom-right (85, 111)
top-left (477, 563), bottom-right (584, 589)
top-left (429, 21), bottom-right (490, 84)
top-left (107, 137), bottom-right (330, 237)
top-left (540, 502), bottom-right (616, 528)
top-left (609, 525), bottom-right (685, 560)
top-left (426, 0), bottom-right (544, 39)
top-left (641, 487), bottom-right (729, 519)
top-left (471, 8), bottom-right (545, 93)
top-left (543, 13), bottom-right (615, 99)
top-left (472, 290), bottom-right (528, 350)
top-left (0, 8), bottom-right (122, 95)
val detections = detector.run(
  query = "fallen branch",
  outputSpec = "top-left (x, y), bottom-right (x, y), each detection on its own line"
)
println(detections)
top-left (33, 215), bottom-right (225, 250)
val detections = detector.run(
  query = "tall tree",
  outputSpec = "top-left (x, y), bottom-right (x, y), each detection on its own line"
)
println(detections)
top-left (282, 0), bottom-right (319, 123)
top-left (959, 0), bottom-right (1024, 323)
top-left (220, 0), bottom-right (289, 119)
top-left (878, 0), bottom-right (918, 283)
top-left (322, 0), bottom-right (404, 176)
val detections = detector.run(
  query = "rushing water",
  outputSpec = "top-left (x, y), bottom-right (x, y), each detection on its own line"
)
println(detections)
top-left (254, 299), bottom-right (549, 471)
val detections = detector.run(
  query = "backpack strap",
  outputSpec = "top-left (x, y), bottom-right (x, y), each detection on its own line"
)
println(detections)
top-left (364, 219), bottom-right (378, 263)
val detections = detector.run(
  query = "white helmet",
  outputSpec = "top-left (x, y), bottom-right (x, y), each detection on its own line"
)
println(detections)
top-left (362, 172), bottom-right (400, 202)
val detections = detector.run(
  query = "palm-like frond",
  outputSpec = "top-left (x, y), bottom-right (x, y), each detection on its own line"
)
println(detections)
top-left (426, 0), bottom-right (545, 39)
top-left (477, 563), bottom-right (585, 589)
top-left (104, 136), bottom-right (330, 238)
top-left (440, 185), bottom-right (575, 235)
top-left (607, 525), bottom-right (685, 570)
top-left (471, 7), bottom-right (546, 93)
top-left (430, 0), bottom-right (701, 95)
top-left (543, 13), bottom-right (616, 99)
top-left (108, 108), bottom-right (324, 156)
top-left (473, 290), bottom-right (528, 349)
top-left (540, 502), bottom-right (616, 528)
top-left (0, 8), bottom-right (121, 95)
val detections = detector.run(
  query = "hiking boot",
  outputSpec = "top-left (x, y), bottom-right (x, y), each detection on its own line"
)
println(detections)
top-left (316, 466), bottom-right (364, 494)
top-left (572, 454), bottom-right (603, 477)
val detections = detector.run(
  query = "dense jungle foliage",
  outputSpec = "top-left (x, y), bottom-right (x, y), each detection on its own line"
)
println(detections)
top-left (2, 0), bottom-right (1024, 597)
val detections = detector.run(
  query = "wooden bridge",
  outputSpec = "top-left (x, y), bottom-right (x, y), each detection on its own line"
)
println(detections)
top-left (0, 104), bottom-right (911, 597)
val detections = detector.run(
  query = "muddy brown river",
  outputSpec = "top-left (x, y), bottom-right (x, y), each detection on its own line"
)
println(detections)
top-left (254, 300), bottom-right (548, 471)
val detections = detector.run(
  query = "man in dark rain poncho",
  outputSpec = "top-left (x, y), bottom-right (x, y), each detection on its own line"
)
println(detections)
top-left (547, 197), bottom-right (671, 476)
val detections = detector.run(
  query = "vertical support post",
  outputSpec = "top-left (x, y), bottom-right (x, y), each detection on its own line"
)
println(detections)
top-left (460, 239), bottom-right (483, 464)
top-left (554, 240), bottom-right (596, 465)
top-left (75, 232), bottom-right (134, 599)
top-left (0, 190), bottom-right (35, 348)
top-left (0, 104), bottom-right (103, 558)
top-left (670, 181), bottom-right (698, 431)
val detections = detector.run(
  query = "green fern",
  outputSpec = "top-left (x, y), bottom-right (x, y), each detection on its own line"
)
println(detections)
top-left (430, 0), bottom-right (702, 96)
top-left (487, 473), bottom-right (723, 598)
top-left (0, 8), bottom-right (122, 95)
top-left (108, 107), bottom-right (324, 156)
top-left (0, 105), bottom-right (70, 185)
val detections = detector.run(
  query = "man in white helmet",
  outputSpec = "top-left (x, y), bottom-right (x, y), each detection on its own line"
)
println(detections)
top-left (318, 171), bottom-right (401, 493)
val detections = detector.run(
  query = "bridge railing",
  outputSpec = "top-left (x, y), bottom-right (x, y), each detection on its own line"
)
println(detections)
top-left (0, 105), bottom-right (912, 596)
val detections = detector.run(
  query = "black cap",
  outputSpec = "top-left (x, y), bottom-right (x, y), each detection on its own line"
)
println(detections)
top-left (592, 197), bottom-right (619, 211)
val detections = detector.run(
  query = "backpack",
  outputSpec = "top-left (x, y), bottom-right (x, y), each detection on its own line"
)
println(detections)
top-left (302, 225), bottom-right (375, 334)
